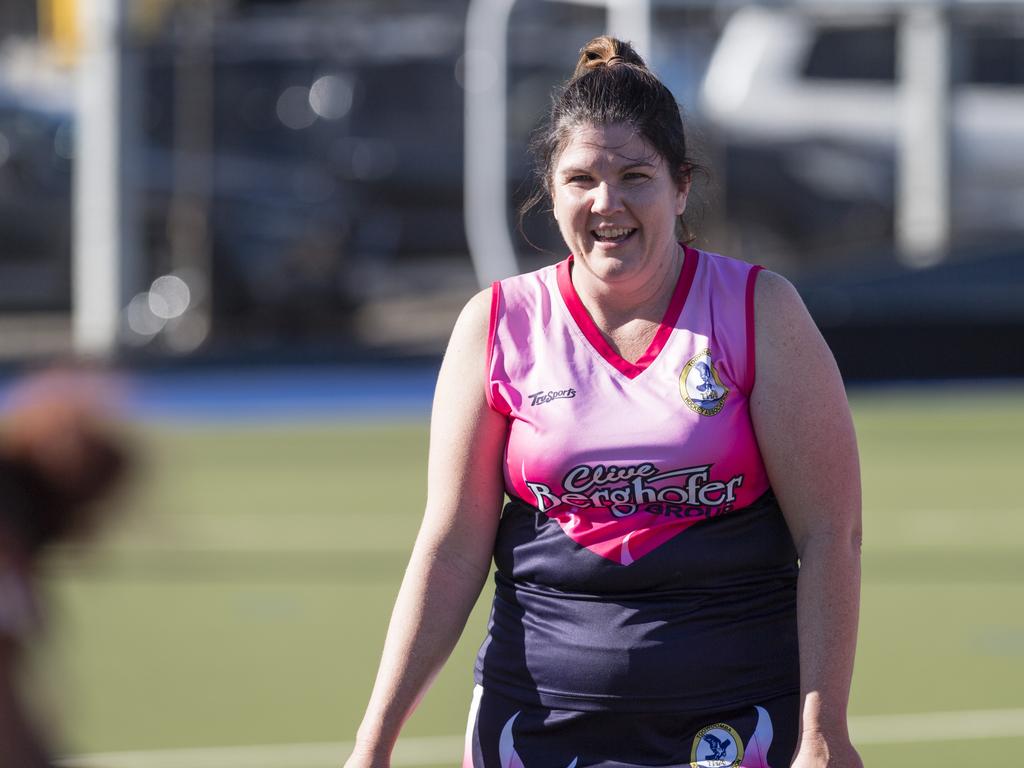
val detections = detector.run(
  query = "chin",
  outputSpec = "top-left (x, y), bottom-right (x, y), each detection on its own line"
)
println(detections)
top-left (585, 254), bottom-right (641, 283)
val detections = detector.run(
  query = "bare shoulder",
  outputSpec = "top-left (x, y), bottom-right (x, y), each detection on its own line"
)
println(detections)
top-left (462, 285), bottom-right (495, 319)
top-left (752, 268), bottom-right (799, 306)
top-left (446, 287), bottom-right (493, 353)
top-left (753, 270), bottom-right (810, 338)
top-left (433, 286), bottom-right (496, 415)
top-left (752, 269), bottom-right (837, 378)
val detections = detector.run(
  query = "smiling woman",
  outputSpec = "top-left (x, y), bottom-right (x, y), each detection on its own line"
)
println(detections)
top-left (552, 123), bottom-right (688, 301)
top-left (345, 36), bottom-right (863, 768)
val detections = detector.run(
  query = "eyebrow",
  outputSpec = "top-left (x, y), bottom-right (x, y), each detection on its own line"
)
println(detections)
top-left (558, 161), bottom-right (657, 176)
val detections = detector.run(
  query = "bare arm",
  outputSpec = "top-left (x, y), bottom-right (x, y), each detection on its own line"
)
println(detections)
top-left (750, 272), bottom-right (863, 768)
top-left (0, 636), bottom-right (50, 768)
top-left (346, 289), bottom-right (507, 766)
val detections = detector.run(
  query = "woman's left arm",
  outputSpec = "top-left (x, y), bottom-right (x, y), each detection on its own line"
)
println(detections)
top-left (750, 271), bottom-right (864, 768)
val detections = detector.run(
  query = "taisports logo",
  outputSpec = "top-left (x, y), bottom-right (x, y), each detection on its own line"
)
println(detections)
top-left (529, 388), bottom-right (577, 406)
top-left (525, 461), bottom-right (743, 518)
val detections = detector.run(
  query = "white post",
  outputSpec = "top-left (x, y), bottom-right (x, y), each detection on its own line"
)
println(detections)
top-left (896, 4), bottom-right (952, 267)
top-left (464, 0), bottom-right (654, 289)
top-left (608, 0), bottom-right (652, 60)
top-left (73, 0), bottom-right (126, 356)
top-left (464, 0), bottom-right (520, 287)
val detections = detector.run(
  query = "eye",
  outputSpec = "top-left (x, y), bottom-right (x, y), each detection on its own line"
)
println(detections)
top-left (623, 171), bottom-right (650, 182)
top-left (567, 173), bottom-right (592, 184)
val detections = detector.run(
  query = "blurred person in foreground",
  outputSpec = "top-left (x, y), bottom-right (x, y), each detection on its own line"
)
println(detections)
top-left (0, 370), bottom-right (128, 767)
top-left (346, 37), bottom-right (862, 768)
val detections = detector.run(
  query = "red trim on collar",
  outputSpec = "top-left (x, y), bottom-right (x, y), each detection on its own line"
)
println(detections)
top-left (555, 246), bottom-right (700, 380)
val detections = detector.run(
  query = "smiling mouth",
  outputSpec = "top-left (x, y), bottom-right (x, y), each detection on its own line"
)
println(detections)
top-left (592, 227), bottom-right (637, 243)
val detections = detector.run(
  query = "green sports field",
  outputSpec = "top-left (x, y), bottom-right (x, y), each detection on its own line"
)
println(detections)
top-left (36, 384), bottom-right (1024, 767)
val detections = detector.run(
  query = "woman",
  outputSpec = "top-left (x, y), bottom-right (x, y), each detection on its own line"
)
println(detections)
top-left (0, 370), bottom-right (128, 766)
top-left (346, 37), bottom-right (862, 768)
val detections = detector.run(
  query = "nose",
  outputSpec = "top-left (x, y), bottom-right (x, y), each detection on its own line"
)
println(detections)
top-left (590, 181), bottom-right (623, 215)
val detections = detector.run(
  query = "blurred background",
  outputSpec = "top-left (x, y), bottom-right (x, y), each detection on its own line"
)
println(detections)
top-left (0, 0), bottom-right (1020, 766)
top-left (0, 0), bottom-right (1020, 374)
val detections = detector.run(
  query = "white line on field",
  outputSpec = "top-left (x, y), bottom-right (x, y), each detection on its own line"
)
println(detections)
top-left (850, 707), bottom-right (1024, 745)
top-left (56, 734), bottom-right (463, 768)
top-left (55, 707), bottom-right (1024, 767)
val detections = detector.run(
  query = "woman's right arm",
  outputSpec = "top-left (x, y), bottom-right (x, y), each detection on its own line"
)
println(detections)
top-left (345, 288), bottom-right (508, 767)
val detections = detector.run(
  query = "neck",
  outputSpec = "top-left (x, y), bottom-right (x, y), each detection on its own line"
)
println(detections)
top-left (571, 245), bottom-right (684, 330)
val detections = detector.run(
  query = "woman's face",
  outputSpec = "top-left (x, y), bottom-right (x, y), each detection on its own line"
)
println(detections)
top-left (551, 122), bottom-right (689, 288)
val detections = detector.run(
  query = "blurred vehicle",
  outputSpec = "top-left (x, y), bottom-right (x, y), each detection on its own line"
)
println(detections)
top-left (0, 84), bottom-right (73, 311)
top-left (0, 1), bottom-right (722, 353)
top-left (0, 0), bottom-right (587, 342)
top-left (137, 32), bottom-right (362, 341)
top-left (0, 60), bottom-right (358, 338)
top-left (0, 5), bottom-right (464, 340)
top-left (699, 6), bottom-right (1024, 270)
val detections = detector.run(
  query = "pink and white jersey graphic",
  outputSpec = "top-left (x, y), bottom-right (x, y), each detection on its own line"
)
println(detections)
top-left (487, 248), bottom-right (767, 566)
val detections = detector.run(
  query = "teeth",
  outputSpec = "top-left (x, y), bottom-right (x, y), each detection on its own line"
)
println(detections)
top-left (594, 227), bottom-right (633, 240)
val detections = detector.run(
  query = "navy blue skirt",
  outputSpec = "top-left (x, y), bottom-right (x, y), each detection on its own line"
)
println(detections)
top-left (464, 685), bottom-right (799, 768)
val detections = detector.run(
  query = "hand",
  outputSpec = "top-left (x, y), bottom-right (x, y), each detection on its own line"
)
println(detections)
top-left (790, 729), bottom-right (863, 768)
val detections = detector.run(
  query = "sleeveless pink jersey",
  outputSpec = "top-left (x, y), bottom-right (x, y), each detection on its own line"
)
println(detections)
top-left (487, 247), bottom-right (767, 565)
top-left (475, 247), bottom-right (799, 712)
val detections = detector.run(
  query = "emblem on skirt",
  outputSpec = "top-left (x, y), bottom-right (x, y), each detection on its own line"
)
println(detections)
top-left (690, 721), bottom-right (744, 768)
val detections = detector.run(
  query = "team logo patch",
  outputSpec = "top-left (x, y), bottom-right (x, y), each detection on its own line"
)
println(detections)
top-left (690, 722), bottom-right (744, 768)
top-left (679, 349), bottom-right (729, 416)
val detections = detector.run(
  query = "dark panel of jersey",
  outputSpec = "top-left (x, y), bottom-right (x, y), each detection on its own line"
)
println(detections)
top-left (473, 491), bottom-right (800, 712)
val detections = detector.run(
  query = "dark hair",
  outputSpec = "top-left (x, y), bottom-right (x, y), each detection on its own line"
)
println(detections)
top-left (520, 35), bottom-right (704, 241)
top-left (0, 387), bottom-right (128, 553)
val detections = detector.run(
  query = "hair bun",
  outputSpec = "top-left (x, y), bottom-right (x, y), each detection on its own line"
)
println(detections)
top-left (573, 35), bottom-right (647, 79)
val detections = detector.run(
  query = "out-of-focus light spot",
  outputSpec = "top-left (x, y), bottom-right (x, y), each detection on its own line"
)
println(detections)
top-left (309, 74), bottom-right (353, 120)
top-left (54, 122), bottom-right (74, 160)
top-left (455, 50), bottom-right (498, 93)
top-left (147, 290), bottom-right (170, 319)
top-left (276, 85), bottom-right (317, 130)
top-left (126, 292), bottom-right (166, 337)
top-left (149, 275), bottom-right (191, 320)
top-left (165, 312), bottom-right (210, 354)
top-left (351, 139), bottom-right (397, 181)
top-left (0, 133), bottom-right (10, 167)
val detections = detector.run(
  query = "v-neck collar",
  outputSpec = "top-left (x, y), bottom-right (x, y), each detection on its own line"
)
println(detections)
top-left (555, 246), bottom-right (700, 380)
